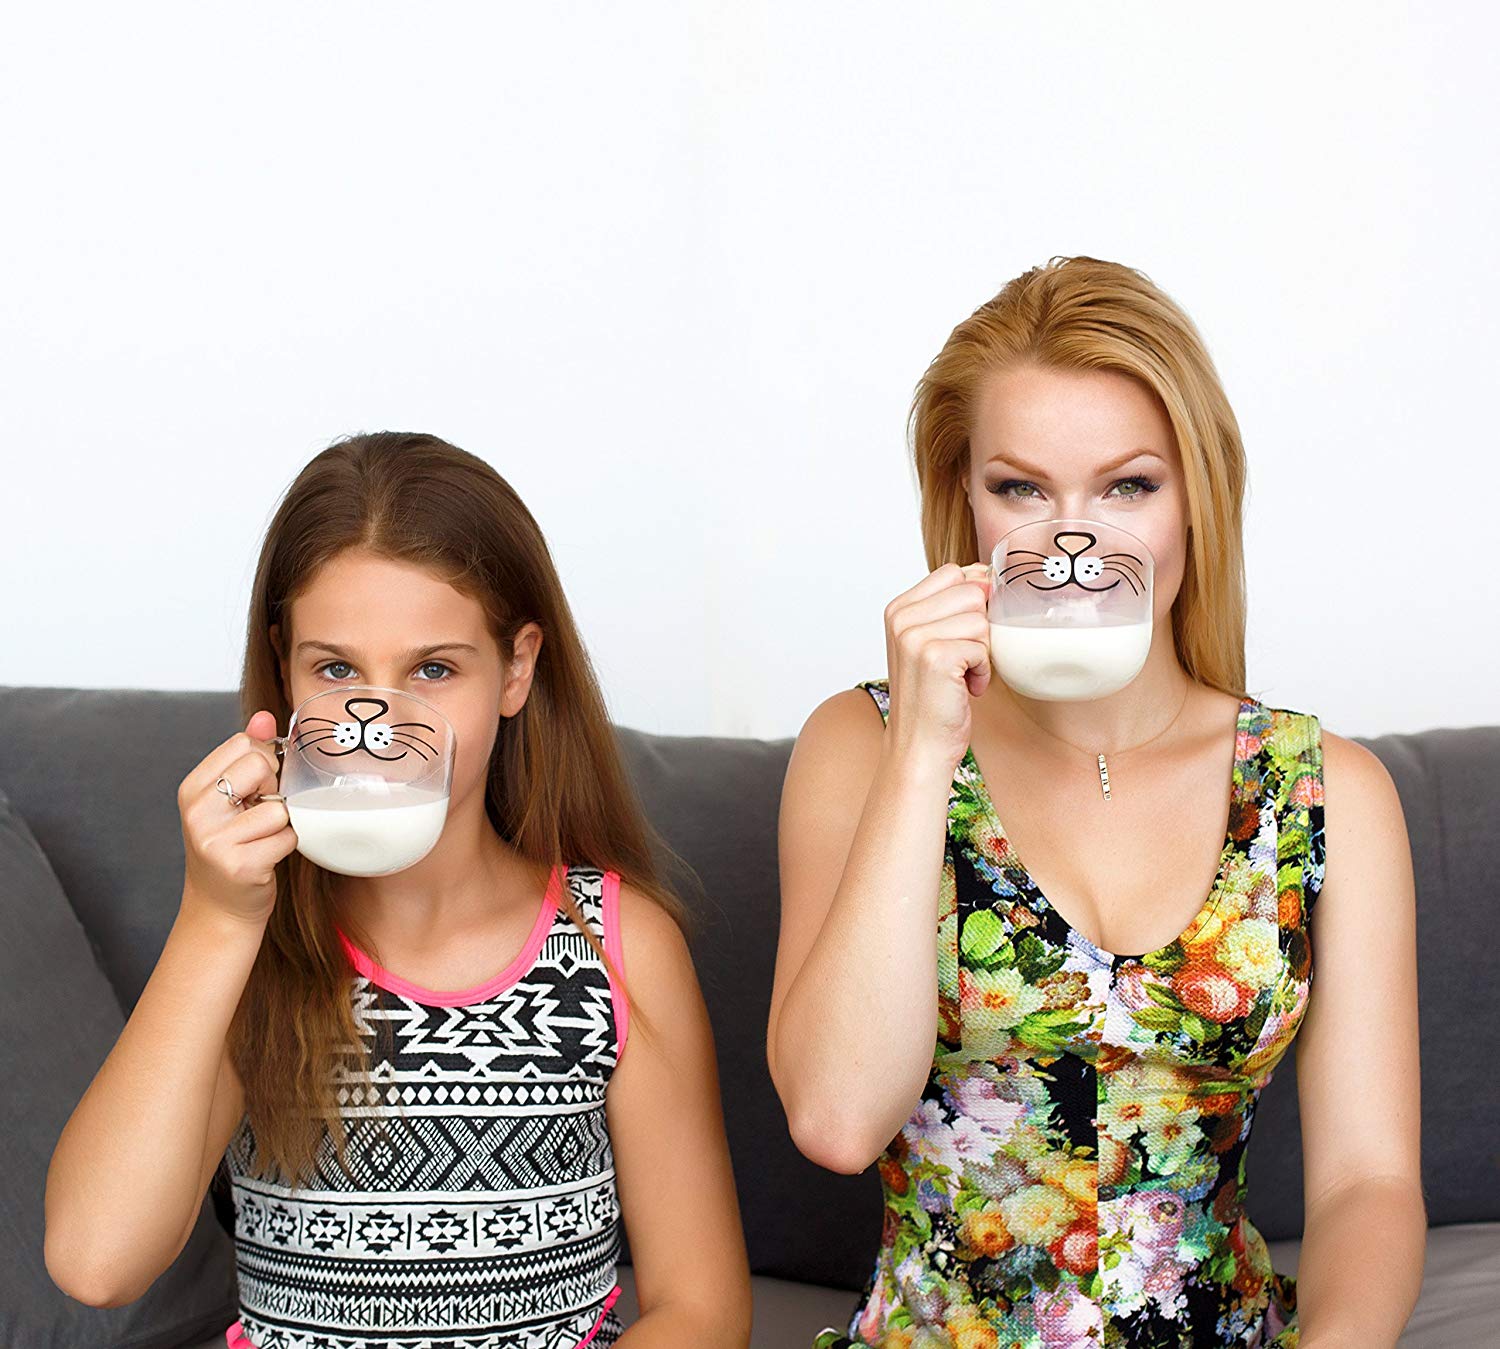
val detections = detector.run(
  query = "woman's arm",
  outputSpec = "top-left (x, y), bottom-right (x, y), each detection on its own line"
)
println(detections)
top-left (1285, 730), bottom-right (1426, 1348)
top-left (767, 688), bottom-right (955, 1172)
top-left (605, 881), bottom-right (752, 1348)
top-left (769, 563), bottom-right (992, 1174)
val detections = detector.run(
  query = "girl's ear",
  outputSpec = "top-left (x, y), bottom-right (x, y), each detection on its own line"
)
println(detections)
top-left (500, 623), bottom-right (545, 717)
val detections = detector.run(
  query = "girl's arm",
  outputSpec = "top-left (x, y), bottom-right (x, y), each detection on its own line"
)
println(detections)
top-left (44, 716), bottom-right (293, 1306)
top-left (768, 563), bottom-right (992, 1174)
top-left (605, 882), bottom-right (752, 1348)
top-left (44, 895), bottom-right (259, 1305)
top-left (1280, 730), bottom-right (1426, 1348)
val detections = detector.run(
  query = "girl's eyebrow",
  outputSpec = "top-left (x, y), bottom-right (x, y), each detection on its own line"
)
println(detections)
top-left (295, 640), bottom-right (480, 663)
top-left (983, 447), bottom-right (1165, 478)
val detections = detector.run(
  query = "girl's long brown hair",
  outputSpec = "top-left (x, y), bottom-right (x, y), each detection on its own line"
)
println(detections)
top-left (227, 431), bottom-right (690, 1188)
top-left (910, 254), bottom-right (1253, 701)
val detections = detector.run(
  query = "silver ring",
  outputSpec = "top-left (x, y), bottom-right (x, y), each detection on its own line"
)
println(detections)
top-left (214, 775), bottom-right (244, 808)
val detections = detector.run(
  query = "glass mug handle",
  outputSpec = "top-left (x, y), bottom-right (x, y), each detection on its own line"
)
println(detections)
top-left (247, 734), bottom-right (289, 804)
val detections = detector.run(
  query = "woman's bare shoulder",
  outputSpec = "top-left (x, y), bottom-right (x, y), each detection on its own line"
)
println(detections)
top-left (778, 685), bottom-right (889, 838)
top-left (1321, 726), bottom-right (1404, 824)
top-left (794, 682), bottom-right (887, 757)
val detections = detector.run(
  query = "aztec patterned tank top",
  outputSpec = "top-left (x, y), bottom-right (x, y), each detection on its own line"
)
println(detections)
top-left (221, 863), bottom-right (630, 1349)
top-left (814, 679), bottom-right (1326, 1349)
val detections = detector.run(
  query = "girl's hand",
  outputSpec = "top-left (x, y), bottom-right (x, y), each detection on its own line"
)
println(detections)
top-left (883, 561), bottom-right (993, 771)
top-left (177, 710), bottom-right (297, 925)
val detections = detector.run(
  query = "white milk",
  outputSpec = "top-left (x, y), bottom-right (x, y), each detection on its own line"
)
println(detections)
top-left (286, 781), bottom-right (450, 877)
top-left (989, 615), bottom-right (1152, 701)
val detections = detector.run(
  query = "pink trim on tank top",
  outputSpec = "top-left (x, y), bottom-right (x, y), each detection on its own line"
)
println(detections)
top-left (601, 870), bottom-right (630, 1066)
top-left (575, 1284), bottom-right (623, 1346)
top-left (224, 1319), bottom-right (253, 1348)
top-left (336, 863), bottom-right (563, 1005)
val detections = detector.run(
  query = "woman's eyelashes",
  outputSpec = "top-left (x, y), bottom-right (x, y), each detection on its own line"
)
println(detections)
top-left (314, 660), bottom-right (455, 683)
top-left (987, 474), bottom-right (1162, 502)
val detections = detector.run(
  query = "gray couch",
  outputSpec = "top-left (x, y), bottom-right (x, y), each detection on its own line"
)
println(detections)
top-left (2, 684), bottom-right (1495, 1348)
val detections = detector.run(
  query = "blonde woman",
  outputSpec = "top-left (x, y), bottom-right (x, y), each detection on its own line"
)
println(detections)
top-left (770, 258), bottom-right (1424, 1348)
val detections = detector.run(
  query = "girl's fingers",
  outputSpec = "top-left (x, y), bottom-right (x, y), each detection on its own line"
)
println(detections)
top-left (184, 719), bottom-right (282, 803)
top-left (221, 795), bottom-right (295, 845)
top-left (191, 748), bottom-right (280, 813)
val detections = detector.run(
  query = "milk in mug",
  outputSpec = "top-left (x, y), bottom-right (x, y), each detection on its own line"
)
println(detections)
top-left (285, 780), bottom-right (450, 876)
top-left (989, 614), bottom-right (1152, 701)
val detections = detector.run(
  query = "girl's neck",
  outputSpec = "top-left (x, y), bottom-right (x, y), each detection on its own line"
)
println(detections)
top-left (333, 807), bottom-right (543, 939)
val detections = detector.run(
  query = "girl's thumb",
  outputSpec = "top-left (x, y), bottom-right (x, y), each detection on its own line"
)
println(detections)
top-left (246, 709), bottom-right (278, 740)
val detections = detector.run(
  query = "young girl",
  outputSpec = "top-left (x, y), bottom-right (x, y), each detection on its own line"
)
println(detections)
top-left (44, 432), bottom-right (752, 1347)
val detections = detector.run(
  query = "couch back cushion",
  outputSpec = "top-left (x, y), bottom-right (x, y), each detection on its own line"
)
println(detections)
top-left (0, 780), bottom-right (238, 1344)
top-left (1, 685), bottom-right (1494, 1293)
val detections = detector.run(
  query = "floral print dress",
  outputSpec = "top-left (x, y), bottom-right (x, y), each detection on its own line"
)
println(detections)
top-left (813, 679), bottom-right (1325, 1349)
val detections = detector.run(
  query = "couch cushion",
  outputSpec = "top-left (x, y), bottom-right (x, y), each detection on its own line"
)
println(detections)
top-left (1243, 722), bottom-right (1500, 1239)
top-left (614, 714), bottom-right (1500, 1277)
top-left (0, 782), bottom-right (239, 1346)
top-left (1, 686), bottom-right (1496, 1295)
top-left (577, 1226), bottom-right (1500, 1349)
top-left (612, 723), bottom-right (882, 1286)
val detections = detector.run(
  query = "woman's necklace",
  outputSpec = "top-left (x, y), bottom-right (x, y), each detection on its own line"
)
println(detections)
top-left (1007, 678), bottom-right (1193, 801)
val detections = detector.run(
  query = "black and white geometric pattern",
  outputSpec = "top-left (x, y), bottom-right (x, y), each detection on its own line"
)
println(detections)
top-left (223, 865), bottom-right (627, 1349)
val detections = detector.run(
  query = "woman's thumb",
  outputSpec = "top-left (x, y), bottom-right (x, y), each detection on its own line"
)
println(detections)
top-left (246, 709), bottom-right (278, 740)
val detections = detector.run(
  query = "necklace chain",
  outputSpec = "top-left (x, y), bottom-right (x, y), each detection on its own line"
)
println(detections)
top-left (1005, 679), bottom-right (1193, 801)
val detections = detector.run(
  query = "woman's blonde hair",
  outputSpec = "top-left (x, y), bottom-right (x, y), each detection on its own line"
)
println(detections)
top-left (226, 431), bottom-right (690, 1189)
top-left (910, 254), bottom-right (1252, 700)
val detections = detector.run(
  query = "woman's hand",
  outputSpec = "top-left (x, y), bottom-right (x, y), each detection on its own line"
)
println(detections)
top-left (177, 710), bottom-right (297, 925)
top-left (883, 560), bottom-right (993, 770)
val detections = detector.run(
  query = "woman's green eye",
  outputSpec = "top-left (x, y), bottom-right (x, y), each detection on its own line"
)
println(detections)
top-left (988, 475), bottom-right (1161, 501)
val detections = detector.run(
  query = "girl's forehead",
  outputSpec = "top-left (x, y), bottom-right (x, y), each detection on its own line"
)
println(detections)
top-left (292, 557), bottom-right (486, 619)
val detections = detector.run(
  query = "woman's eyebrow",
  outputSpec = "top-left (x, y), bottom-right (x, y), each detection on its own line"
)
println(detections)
top-left (984, 448), bottom-right (1165, 478)
top-left (295, 640), bottom-right (481, 663)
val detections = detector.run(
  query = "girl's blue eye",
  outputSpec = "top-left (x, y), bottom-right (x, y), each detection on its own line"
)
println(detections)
top-left (314, 661), bottom-right (454, 682)
top-left (988, 475), bottom-right (1161, 501)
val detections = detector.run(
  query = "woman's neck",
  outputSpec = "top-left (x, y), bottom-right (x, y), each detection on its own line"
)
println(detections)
top-left (981, 644), bottom-right (1197, 756)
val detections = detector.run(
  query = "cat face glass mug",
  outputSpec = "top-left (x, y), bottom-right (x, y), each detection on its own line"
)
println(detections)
top-left (987, 517), bottom-right (1155, 701)
top-left (267, 685), bottom-right (457, 876)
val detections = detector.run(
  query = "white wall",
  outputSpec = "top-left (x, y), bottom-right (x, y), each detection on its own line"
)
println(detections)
top-left (3, 2), bottom-right (1494, 741)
